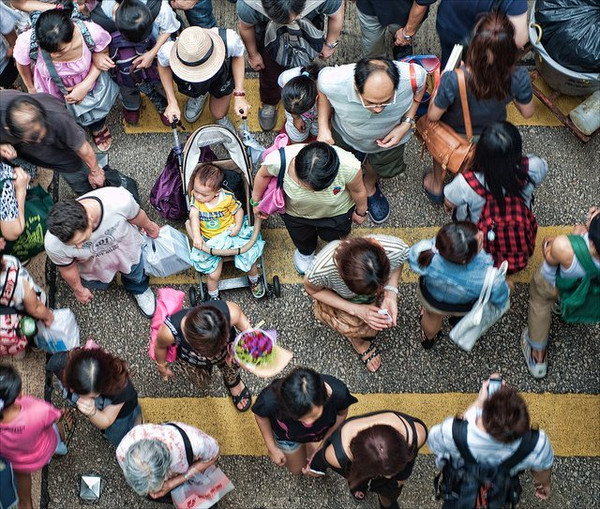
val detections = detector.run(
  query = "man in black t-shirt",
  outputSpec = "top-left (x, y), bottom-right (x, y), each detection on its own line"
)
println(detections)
top-left (0, 91), bottom-right (106, 196)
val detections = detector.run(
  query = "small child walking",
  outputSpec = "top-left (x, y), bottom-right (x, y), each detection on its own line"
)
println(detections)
top-left (278, 62), bottom-right (321, 143)
top-left (188, 163), bottom-right (266, 299)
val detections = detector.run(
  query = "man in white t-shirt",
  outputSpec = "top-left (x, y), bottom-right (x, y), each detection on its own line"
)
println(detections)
top-left (428, 376), bottom-right (554, 507)
top-left (44, 187), bottom-right (160, 317)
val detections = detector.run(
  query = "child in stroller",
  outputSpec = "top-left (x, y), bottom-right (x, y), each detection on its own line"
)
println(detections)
top-left (187, 162), bottom-right (266, 299)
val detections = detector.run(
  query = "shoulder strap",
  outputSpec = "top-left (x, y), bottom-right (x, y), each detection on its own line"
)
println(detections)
top-left (146, 0), bottom-right (162, 22)
top-left (455, 68), bottom-right (473, 140)
top-left (409, 64), bottom-right (418, 95)
top-left (463, 170), bottom-right (487, 198)
top-left (165, 422), bottom-right (194, 467)
top-left (330, 429), bottom-right (351, 471)
top-left (499, 429), bottom-right (540, 471)
top-left (568, 235), bottom-right (600, 277)
top-left (74, 20), bottom-right (96, 52)
top-left (218, 27), bottom-right (228, 57)
top-left (451, 418), bottom-right (477, 464)
top-left (277, 147), bottom-right (286, 189)
top-left (90, 4), bottom-right (118, 33)
top-left (40, 50), bottom-right (69, 96)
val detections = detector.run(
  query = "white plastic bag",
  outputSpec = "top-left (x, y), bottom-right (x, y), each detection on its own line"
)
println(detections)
top-left (449, 261), bottom-right (510, 352)
top-left (143, 225), bottom-right (193, 278)
top-left (35, 309), bottom-right (80, 353)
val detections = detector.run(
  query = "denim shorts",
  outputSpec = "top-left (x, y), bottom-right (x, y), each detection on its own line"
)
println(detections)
top-left (274, 434), bottom-right (302, 453)
top-left (103, 404), bottom-right (142, 447)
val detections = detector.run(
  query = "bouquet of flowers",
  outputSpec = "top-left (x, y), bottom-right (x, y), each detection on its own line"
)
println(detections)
top-left (232, 328), bottom-right (292, 378)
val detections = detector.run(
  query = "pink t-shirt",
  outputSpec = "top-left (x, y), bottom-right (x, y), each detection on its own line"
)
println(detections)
top-left (0, 396), bottom-right (61, 473)
top-left (13, 20), bottom-right (111, 100)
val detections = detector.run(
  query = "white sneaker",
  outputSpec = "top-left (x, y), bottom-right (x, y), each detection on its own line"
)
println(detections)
top-left (521, 328), bottom-right (547, 378)
top-left (184, 94), bottom-right (207, 123)
top-left (133, 288), bottom-right (156, 318)
top-left (216, 115), bottom-right (235, 133)
top-left (293, 249), bottom-right (315, 275)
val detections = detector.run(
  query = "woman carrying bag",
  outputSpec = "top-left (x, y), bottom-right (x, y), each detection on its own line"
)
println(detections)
top-left (13, 8), bottom-right (117, 152)
top-left (422, 11), bottom-right (534, 203)
top-left (409, 222), bottom-right (510, 349)
top-left (252, 141), bottom-right (369, 275)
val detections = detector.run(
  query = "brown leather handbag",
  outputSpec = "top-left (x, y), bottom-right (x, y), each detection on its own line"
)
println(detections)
top-left (415, 68), bottom-right (475, 174)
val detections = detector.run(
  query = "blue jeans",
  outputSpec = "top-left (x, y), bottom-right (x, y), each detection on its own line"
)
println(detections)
top-left (185, 0), bottom-right (216, 28)
top-left (83, 255), bottom-right (149, 295)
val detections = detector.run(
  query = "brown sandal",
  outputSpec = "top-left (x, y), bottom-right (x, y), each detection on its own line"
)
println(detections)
top-left (92, 126), bottom-right (113, 152)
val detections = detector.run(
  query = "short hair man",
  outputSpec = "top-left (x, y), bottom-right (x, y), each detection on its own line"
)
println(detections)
top-left (428, 376), bottom-right (554, 506)
top-left (44, 187), bottom-right (160, 317)
top-left (317, 57), bottom-right (426, 223)
top-left (0, 91), bottom-right (106, 195)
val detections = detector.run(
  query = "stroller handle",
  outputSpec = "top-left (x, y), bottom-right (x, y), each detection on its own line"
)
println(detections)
top-left (197, 217), bottom-right (263, 257)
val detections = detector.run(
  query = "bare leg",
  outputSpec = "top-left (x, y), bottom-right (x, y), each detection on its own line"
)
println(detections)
top-left (209, 94), bottom-right (232, 121)
top-left (421, 309), bottom-right (444, 340)
top-left (423, 160), bottom-right (445, 196)
top-left (363, 160), bottom-right (379, 196)
top-left (283, 444), bottom-right (308, 475)
top-left (248, 262), bottom-right (258, 277)
top-left (15, 472), bottom-right (33, 509)
top-left (206, 260), bottom-right (224, 293)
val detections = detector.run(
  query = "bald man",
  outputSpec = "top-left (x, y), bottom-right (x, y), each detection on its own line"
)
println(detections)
top-left (317, 58), bottom-right (425, 224)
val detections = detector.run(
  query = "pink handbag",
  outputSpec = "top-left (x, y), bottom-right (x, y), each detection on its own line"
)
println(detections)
top-left (257, 147), bottom-right (287, 216)
top-left (149, 288), bottom-right (185, 363)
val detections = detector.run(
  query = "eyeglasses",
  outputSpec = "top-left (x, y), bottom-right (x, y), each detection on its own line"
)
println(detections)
top-left (358, 90), bottom-right (397, 110)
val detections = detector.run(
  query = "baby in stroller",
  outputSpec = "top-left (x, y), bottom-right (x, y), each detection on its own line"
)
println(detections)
top-left (187, 162), bottom-right (266, 299)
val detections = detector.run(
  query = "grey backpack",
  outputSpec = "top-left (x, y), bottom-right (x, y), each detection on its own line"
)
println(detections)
top-left (249, 0), bottom-right (326, 68)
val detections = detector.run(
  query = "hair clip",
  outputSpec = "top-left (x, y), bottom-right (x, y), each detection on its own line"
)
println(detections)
top-left (301, 71), bottom-right (310, 77)
top-left (430, 244), bottom-right (439, 254)
top-left (0, 399), bottom-right (4, 412)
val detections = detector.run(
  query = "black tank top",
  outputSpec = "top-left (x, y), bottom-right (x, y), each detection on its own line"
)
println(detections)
top-left (164, 300), bottom-right (234, 367)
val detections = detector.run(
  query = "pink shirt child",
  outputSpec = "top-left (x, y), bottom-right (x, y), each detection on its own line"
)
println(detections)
top-left (13, 20), bottom-right (111, 100)
top-left (0, 395), bottom-right (61, 473)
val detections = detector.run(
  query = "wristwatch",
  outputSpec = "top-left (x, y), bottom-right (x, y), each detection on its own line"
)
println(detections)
top-left (324, 40), bottom-right (339, 49)
top-left (401, 28), bottom-right (413, 41)
top-left (401, 115), bottom-right (416, 126)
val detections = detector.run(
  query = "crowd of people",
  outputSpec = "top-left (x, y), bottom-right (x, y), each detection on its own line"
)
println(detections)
top-left (0, 0), bottom-right (598, 508)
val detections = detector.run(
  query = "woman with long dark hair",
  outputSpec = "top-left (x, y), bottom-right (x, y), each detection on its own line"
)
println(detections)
top-left (252, 367), bottom-right (357, 475)
top-left (47, 345), bottom-right (142, 446)
top-left (423, 11), bottom-right (535, 203)
top-left (409, 222), bottom-right (510, 349)
top-left (154, 300), bottom-right (254, 412)
top-left (444, 121), bottom-right (547, 272)
top-left (307, 411), bottom-right (428, 509)
top-left (303, 235), bottom-right (407, 372)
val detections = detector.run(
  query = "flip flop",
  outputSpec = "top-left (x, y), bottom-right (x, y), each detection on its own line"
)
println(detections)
top-left (422, 173), bottom-right (444, 205)
top-left (92, 126), bottom-right (113, 152)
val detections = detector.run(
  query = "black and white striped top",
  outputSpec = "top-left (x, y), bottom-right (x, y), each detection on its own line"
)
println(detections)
top-left (305, 235), bottom-right (409, 301)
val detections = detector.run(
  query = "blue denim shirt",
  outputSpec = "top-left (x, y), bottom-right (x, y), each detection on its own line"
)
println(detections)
top-left (409, 238), bottom-right (510, 306)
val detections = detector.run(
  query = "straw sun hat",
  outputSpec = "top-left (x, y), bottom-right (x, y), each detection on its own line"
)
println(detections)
top-left (170, 26), bottom-right (226, 83)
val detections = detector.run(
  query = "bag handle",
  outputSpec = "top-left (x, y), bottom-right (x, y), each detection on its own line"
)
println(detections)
top-left (455, 68), bottom-right (473, 141)
top-left (568, 235), bottom-right (600, 277)
top-left (276, 147), bottom-right (286, 190)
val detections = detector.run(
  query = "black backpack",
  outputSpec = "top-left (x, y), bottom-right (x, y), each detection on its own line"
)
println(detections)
top-left (434, 418), bottom-right (540, 509)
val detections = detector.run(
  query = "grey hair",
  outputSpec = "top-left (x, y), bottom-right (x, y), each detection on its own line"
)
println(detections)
top-left (121, 439), bottom-right (171, 496)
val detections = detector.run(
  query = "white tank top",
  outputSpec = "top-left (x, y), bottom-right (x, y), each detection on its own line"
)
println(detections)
top-left (542, 233), bottom-right (600, 286)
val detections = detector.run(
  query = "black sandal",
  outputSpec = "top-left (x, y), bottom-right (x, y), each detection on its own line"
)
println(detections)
top-left (419, 309), bottom-right (440, 350)
top-left (57, 407), bottom-right (77, 448)
top-left (358, 342), bottom-right (381, 373)
top-left (224, 376), bottom-right (252, 412)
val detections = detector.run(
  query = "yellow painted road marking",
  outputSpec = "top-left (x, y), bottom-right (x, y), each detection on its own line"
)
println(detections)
top-left (149, 225), bottom-right (571, 286)
top-left (125, 76), bottom-right (577, 134)
top-left (140, 392), bottom-right (599, 457)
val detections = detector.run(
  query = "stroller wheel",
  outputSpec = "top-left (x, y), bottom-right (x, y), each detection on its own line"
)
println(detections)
top-left (189, 286), bottom-right (199, 306)
top-left (272, 275), bottom-right (281, 298)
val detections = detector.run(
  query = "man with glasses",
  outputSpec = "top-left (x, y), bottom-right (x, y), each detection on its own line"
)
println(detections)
top-left (0, 91), bottom-right (105, 195)
top-left (317, 57), bottom-right (425, 223)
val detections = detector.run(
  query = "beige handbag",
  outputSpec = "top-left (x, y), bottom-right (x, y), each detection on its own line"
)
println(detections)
top-left (313, 301), bottom-right (377, 341)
